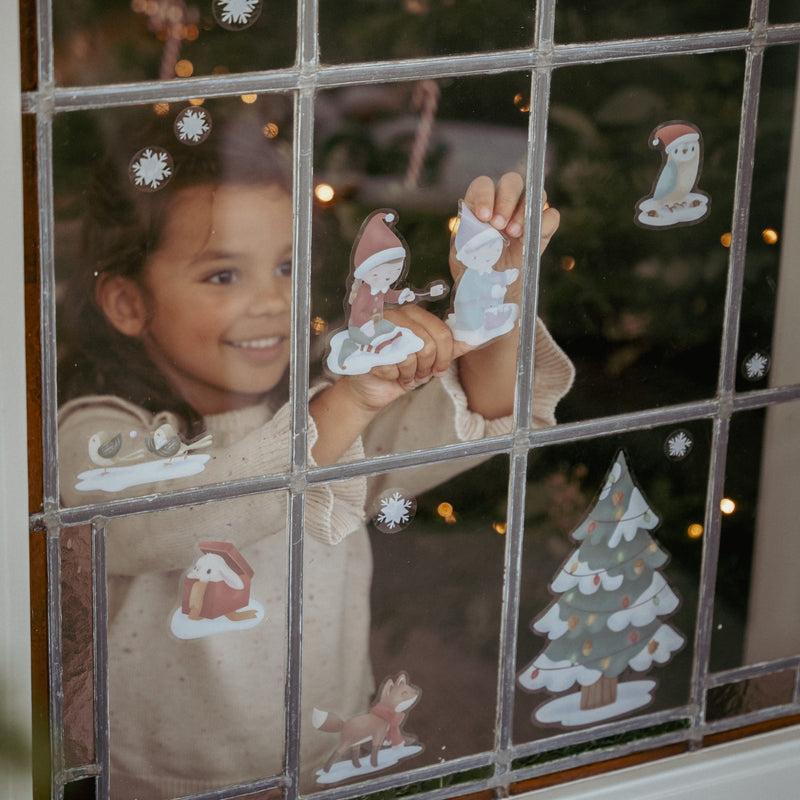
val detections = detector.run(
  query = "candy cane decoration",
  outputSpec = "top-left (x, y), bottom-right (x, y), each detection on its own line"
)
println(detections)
top-left (404, 80), bottom-right (441, 190)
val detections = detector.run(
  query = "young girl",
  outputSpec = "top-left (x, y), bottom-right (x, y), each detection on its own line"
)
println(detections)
top-left (57, 114), bottom-right (574, 798)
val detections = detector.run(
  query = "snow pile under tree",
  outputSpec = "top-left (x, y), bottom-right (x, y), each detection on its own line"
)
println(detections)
top-left (518, 450), bottom-right (685, 726)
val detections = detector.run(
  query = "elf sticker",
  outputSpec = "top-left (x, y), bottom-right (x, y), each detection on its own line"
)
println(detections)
top-left (325, 209), bottom-right (449, 375)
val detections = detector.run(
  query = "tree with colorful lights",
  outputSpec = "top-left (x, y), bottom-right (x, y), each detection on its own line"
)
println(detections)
top-left (518, 450), bottom-right (685, 725)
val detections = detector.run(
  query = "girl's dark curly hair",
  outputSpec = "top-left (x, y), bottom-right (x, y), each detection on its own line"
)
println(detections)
top-left (58, 108), bottom-right (293, 434)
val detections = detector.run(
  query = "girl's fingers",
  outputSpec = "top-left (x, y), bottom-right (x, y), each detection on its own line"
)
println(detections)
top-left (540, 205), bottom-right (560, 255)
top-left (492, 172), bottom-right (525, 233)
top-left (463, 175), bottom-right (497, 223)
top-left (384, 306), bottom-right (454, 384)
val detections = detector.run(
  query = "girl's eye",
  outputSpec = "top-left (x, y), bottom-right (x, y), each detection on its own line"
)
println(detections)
top-left (206, 269), bottom-right (237, 285)
top-left (275, 261), bottom-right (292, 278)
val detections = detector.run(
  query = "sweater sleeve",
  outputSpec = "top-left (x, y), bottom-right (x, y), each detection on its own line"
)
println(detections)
top-left (58, 395), bottom-right (367, 575)
top-left (362, 317), bottom-right (574, 502)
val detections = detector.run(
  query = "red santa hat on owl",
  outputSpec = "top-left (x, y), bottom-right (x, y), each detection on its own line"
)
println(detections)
top-left (353, 210), bottom-right (407, 278)
top-left (651, 122), bottom-right (700, 150)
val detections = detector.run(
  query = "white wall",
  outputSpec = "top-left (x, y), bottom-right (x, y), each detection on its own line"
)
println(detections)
top-left (0, 0), bottom-right (33, 796)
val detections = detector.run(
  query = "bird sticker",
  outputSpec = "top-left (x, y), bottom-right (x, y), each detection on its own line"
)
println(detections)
top-left (145, 423), bottom-right (213, 463)
top-left (88, 431), bottom-right (146, 474)
top-left (75, 424), bottom-right (213, 493)
top-left (635, 121), bottom-right (710, 229)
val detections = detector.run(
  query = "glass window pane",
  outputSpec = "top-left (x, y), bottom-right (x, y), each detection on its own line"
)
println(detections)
top-left (515, 428), bottom-right (707, 742)
top-left (61, 524), bottom-right (95, 768)
top-left (52, 0), bottom-right (296, 87)
top-left (545, 53), bottom-right (744, 422)
top-left (55, 97), bottom-right (295, 502)
top-left (706, 672), bottom-right (795, 723)
top-left (104, 495), bottom-right (288, 798)
top-left (716, 401), bottom-right (800, 671)
top-left (739, 46), bottom-right (800, 392)
top-left (319, 1), bottom-right (533, 64)
top-left (554, 0), bottom-right (751, 43)
top-left (302, 457), bottom-right (508, 787)
top-left (312, 75), bottom-right (574, 462)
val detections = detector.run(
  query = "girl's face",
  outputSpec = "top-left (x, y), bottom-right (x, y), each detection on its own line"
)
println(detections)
top-left (139, 183), bottom-right (293, 415)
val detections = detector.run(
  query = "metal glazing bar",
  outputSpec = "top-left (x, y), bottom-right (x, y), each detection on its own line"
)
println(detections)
top-left (300, 751), bottom-right (494, 800)
top-left (704, 703), bottom-right (800, 735)
top-left (706, 655), bottom-right (800, 687)
top-left (509, 705), bottom-right (692, 761)
top-left (509, 727), bottom-right (691, 786)
top-left (718, 48), bottom-right (765, 396)
top-left (20, 25), bottom-right (800, 116)
top-left (36, 0), bottom-right (53, 89)
top-left (690, 414), bottom-right (732, 743)
top-left (37, 112), bottom-right (59, 511)
top-left (35, 384), bottom-right (800, 531)
top-left (284, 81), bottom-right (316, 796)
top-left (495, 452), bottom-right (532, 779)
top-left (298, 0), bottom-right (318, 70)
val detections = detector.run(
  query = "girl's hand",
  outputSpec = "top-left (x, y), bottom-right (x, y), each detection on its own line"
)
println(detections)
top-left (460, 172), bottom-right (560, 256)
top-left (345, 304), bottom-right (455, 411)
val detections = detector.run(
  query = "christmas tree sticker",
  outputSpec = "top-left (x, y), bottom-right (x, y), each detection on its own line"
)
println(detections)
top-left (518, 451), bottom-right (685, 727)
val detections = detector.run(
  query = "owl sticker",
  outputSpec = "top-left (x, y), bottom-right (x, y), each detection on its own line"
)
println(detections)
top-left (635, 121), bottom-right (710, 229)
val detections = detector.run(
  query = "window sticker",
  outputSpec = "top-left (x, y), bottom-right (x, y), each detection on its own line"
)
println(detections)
top-left (518, 450), bottom-right (685, 727)
top-left (664, 429), bottom-right (694, 461)
top-left (170, 541), bottom-right (264, 640)
top-left (312, 672), bottom-right (423, 784)
top-left (635, 121), bottom-right (710, 228)
top-left (213, 0), bottom-right (263, 31)
top-left (76, 425), bottom-right (212, 493)
top-left (326, 209), bottom-right (449, 375)
top-left (741, 349), bottom-right (770, 382)
top-left (372, 488), bottom-right (418, 533)
top-left (446, 201), bottom-right (520, 346)
top-left (174, 105), bottom-right (213, 145)
top-left (128, 145), bottom-right (174, 192)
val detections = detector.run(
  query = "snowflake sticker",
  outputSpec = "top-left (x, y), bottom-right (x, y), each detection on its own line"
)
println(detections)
top-left (129, 146), bottom-right (173, 192)
top-left (174, 107), bottom-right (212, 146)
top-left (372, 489), bottom-right (417, 533)
top-left (664, 429), bottom-right (693, 461)
top-left (213, 0), bottom-right (262, 30)
top-left (742, 350), bottom-right (770, 382)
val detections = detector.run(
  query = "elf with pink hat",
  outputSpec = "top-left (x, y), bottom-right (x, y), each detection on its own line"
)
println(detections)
top-left (327, 209), bottom-right (447, 374)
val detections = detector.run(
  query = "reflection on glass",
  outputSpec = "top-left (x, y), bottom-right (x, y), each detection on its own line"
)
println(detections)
top-left (319, 1), bottom-right (533, 64)
top-left (55, 99), bottom-right (294, 501)
top-left (545, 53), bottom-right (743, 422)
top-left (554, 0), bottom-right (750, 43)
top-left (738, 47), bottom-right (799, 393)
top-left (516, 430), bottom-right (706, 743)
top-left (104, 495), bottom-right (288, 798)
top-left (61, 525), bottom-right (95, 768)
top-left (52, 0), bottom-right (296, 86)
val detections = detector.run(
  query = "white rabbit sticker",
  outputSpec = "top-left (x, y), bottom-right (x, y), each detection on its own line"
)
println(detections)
top-left (170, 542), bottom-right (264, 640)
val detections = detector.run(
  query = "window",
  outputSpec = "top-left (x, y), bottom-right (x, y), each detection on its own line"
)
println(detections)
top-left (20, 2), bottom-right (800, 800)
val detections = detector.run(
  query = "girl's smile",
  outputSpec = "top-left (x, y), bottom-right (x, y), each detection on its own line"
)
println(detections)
top-left (136, 183), bottom-right (294, 415)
